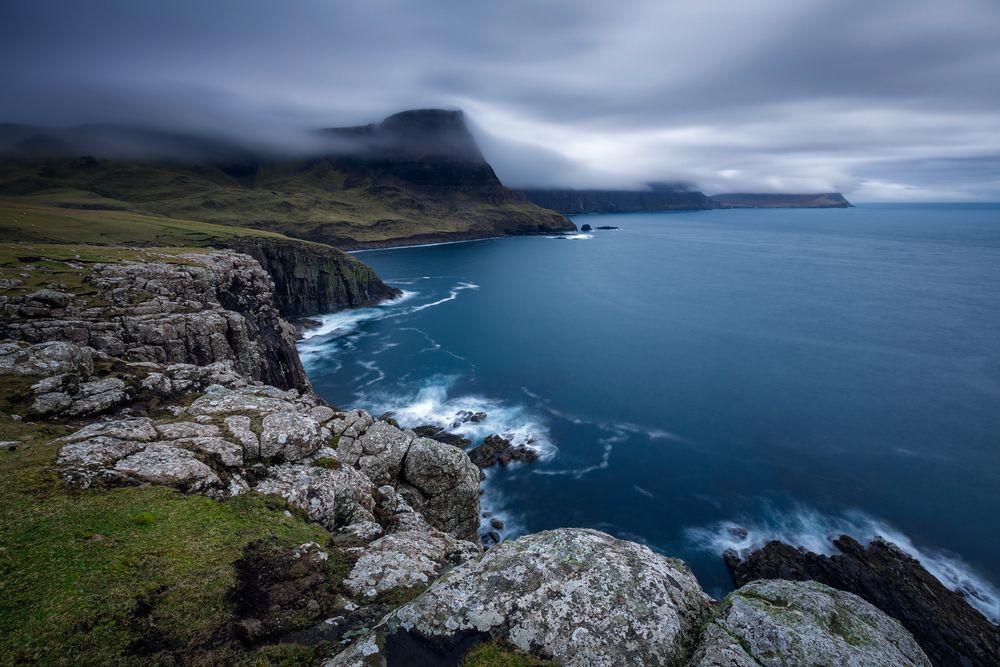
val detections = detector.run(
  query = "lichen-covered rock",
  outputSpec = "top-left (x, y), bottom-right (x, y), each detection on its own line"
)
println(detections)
top-left (31, 376), bottom-right (129, 417)
top-left (112, 443), bottom-right (222, 494)
top-left (343, 529), bottom-right (481, 600)
top-left (224, 415), bottom-right (260, 458)
top-left (337, 420), bottom-right (413, 485)
top-left (260, 411), bottom-right (323, 461)
top-left (399, 437), bottom-right (481, 541)
top-left (0, 339), bottom-right (95, 377)
top-left (327, 528), bottom-right (712, 667)
top-left (689, 579), bottom-right (931, 667)
top-left (255, 463), bottom-right (379, 537)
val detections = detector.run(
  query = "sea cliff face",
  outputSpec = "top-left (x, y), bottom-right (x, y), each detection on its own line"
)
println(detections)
top-left (710, 192), bottom-right (852, 208)
top-left (0, 244), bottom-right (958, 665)
top-left (519, 187), bottom-right (718, 214)
top-left (224, 237), bottom-right (401, 317)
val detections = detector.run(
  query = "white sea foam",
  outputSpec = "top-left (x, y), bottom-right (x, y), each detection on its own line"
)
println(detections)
top-left (361, 375), bottom-right (556, 460)
top-left (685, 504), bottom-right (1000, 623)
top-left (408, 282), bottom-right (479, 313)
top-left (547, 233), bottom-right (593, 240)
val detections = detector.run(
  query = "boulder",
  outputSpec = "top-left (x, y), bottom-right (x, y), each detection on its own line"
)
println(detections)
top-left (689, 579), bottom-right (931, 667)
top-left (256, 464), bottom-right (379, 538)
top-left (726, 536), bottom-right (999, 666)
top-left (260, 411), bottom-right (323, 460)
top-left (343, 529), bottom-right (480, 600)
top-left (326, 528), bottom-right (711, 666)
top-left (0, 340), bottom-right (95, 377)
top-left (400, 437), bottom-right (481, 541)
top-left (337, 420), bottom-right (413, 485)
top-left (112, 443), bottom-right (222, 494)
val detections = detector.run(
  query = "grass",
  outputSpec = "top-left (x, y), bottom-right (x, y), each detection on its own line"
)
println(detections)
top-left (459, 641), bottom-right (552, 666)
top-left (0, 415), bottom-right (336, 665)
top-left (0, 156), bottom-right (571, 247)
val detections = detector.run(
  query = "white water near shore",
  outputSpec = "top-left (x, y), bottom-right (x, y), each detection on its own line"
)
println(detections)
top-left (685, 505), bottom-right (1000, 622)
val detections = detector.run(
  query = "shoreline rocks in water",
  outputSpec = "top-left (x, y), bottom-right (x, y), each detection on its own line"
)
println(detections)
top-left (726, 536), bottom-right (999, 667)
top-left (466, 433), bottom-right (539, 468)
top-left (412, 425), bottom-right (471, 449)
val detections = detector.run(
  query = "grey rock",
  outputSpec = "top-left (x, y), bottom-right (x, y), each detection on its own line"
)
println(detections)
top-left (400, 437), bottom-right (481, 541)
top-left (62, 377), bottom-right (128, 417)
top-left (260, 411), bottom-right (323, 460)
top-left (689, 579), bottom-right (931, 667)
top-left (0, 339), bottom-right (95, 377)
top-left (343, 529), bottom-right (481, 599)
top-left (256, 464), bottom-right (379, 536)
top-left (31, 391), bottom-right (73, 415)
top-left (224, 415), bottom-right (260, 459)
top-left (62, 418), bottom-right (158, 444)
top-left (155, 421), bottom-right (221, 440)
top-left (327, 528), bottom-right (711, 667)
top-left (56, 436), bottom-right (148, 488)
top-left (178, 436), bottom-right (243, 468)
top-left (338, 419), bottom-right (413, 485)
top-left (113, 443), bottom-right (222, 494)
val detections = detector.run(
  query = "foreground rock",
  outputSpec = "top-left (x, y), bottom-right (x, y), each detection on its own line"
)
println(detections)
top-left (726, 536), bottom-right (999, 666)
top-left (691, 579), bottom-right (930, 666)
top-left (466, 434), bottom-right (539, 468)
top-left (326, 528), bottom-right (712, 666)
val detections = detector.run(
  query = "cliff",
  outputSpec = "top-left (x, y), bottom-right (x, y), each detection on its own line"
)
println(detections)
top-left (710, 192), bottom-right (853, 208)
top-left (520, 184), bottom-right (718, 214)
top-left (0, 245), bottom-right (945, 666)
top-left (0, 110), bottom-right (576, 249)
top-left (0, 197), bottom-right (400, 318)
top-left (224, 237), bottom-right (400, 317)
top-left (0, 247), bottom-right (309, 390)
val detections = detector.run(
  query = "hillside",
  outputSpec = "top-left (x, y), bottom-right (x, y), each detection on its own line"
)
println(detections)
top-left (710, 192), bottom-right (852, 208)
top-left (0, 110), bottom-right (575, 248)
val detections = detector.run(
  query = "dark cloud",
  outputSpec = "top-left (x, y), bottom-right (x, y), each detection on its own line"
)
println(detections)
top-left (2, 0), bottom-right (998, 199)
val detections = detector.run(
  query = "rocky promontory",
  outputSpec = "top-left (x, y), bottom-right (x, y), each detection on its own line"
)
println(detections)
top-left (0, 245), bottom-right (969, 666)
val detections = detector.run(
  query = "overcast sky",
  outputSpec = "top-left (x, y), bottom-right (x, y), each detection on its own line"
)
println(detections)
top-left (2, 0), bottom-right (999, 200)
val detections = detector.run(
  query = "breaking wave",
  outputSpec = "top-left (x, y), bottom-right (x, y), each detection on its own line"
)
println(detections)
top-left (685, 504), bottom-right (1000, 623)
top-left (359, 375), bottom-right (555, 461)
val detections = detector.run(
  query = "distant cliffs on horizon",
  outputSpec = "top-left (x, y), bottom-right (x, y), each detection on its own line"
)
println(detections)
top-left (520, 186), bottom-right (852, 213)
top-left (710, 192), bottom-right (852, 208)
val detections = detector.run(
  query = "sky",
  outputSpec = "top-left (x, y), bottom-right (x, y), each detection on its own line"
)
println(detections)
top-left (2, 0), bottom-right (999, 200)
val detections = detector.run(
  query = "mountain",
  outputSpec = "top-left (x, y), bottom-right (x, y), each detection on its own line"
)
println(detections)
top-left (519, 183), bottom-right (718, 213)
top-left (710, 192), bottom-right (852, 208)
top-left (0, 110), bottom-right (574, 249)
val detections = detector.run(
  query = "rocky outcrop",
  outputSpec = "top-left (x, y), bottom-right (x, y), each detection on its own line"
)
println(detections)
top-left (726, 536), bottom-right (999, 667)
top-left (326, 528), bottom-right (713, 667)
top-left (0, 251), bottom-right (308, 390)
top-left (709, 192), bottom-right (852, 208)
top-left (466, 433), bottom-right (539, 468)
top-left (691, 579), bottom-right (931, 666)
top-left (224, 237), bottom-right (401, 318)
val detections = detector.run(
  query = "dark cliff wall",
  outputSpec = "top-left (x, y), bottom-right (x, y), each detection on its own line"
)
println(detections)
top-left (518, 188), bottom-right (718, 214)
top-left (224, 237), bottom-right (401, 318)
top-left (709, 192), bottom-right (852, 208)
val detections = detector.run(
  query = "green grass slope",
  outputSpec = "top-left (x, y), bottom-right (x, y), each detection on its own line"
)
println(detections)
top-left (0, 154), bottom-right (573, 249)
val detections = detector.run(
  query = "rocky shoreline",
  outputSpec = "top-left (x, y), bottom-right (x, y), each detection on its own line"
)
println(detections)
top-left (1, 248), bottom-right (994, 666)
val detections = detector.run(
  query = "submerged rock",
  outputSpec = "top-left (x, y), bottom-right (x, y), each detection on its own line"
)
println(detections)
top-left (326, 528), bottom-right (712, 666)
top-left (726, 536), bottom-right (999, 666)
top-left (690, 579), bottom-right (930, 667)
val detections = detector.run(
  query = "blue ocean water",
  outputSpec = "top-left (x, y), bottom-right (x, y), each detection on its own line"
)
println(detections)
top-left (300, 203), bottom-right (1000, 619)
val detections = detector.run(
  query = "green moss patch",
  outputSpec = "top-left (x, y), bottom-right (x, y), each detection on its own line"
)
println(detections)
top-left (0, 416), bottom-right (335, 665)
top-left (459, 641), bottom-right (552, 666)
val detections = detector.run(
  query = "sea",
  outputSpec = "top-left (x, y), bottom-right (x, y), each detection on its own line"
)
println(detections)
top-left (299, 203), bottom-right (1000, 620)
